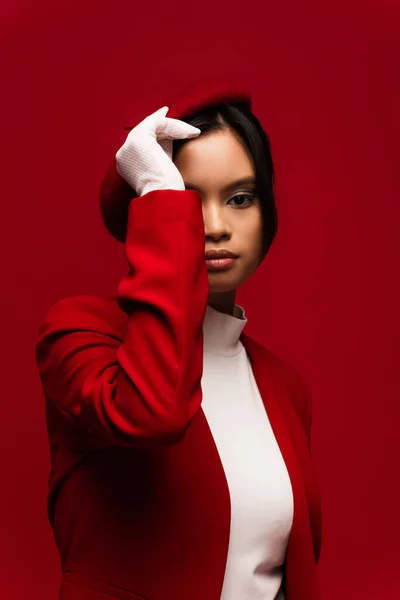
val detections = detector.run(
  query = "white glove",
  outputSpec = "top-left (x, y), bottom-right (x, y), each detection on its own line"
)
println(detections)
top-left (115, 106), bottom-right (201, 197)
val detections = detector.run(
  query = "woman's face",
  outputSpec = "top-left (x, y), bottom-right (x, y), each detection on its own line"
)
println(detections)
top-left (174, 128), bottom-right (264, 294)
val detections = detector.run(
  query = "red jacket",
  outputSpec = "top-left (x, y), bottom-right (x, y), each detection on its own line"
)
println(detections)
top-left (36, 189), bottom-right (323, 600)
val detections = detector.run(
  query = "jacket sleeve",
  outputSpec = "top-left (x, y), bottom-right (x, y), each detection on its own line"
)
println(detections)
top-left (35, 188), bottom-right (209, 448)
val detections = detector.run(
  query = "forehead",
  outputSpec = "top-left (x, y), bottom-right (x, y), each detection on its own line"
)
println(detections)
top-left (174, 129), bottom-right (255, 187)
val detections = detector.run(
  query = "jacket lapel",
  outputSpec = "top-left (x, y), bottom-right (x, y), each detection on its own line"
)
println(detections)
top-left (240, 332), bottom-right (321, 600)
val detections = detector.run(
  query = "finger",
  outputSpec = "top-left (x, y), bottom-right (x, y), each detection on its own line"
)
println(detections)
top-left (156, 117), bottom-right (201, 140)
top-left (158, 138), bottom-right (172, 161)
top-left (147, 106), bottom-right (169, 119)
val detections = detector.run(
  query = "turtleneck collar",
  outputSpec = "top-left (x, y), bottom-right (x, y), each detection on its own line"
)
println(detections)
top-left (202, 302), bottom-right (248, 357)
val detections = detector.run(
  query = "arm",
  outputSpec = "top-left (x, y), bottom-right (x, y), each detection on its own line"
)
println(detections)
top-left (35, 188), bottom-right (209, 448)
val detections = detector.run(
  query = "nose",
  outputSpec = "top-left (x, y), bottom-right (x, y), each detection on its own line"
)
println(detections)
top-left (203, 202), bottom-right (232, 241)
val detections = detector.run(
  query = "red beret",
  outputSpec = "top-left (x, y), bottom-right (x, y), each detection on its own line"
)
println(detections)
top-left (99, 75), bottom-right (253, 243)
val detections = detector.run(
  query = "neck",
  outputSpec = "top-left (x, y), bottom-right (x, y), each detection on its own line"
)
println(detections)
top-left (207, 289), bottom-right (237, 316)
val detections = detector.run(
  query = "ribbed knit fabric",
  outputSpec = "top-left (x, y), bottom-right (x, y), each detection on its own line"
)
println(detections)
top-left (201, 303), bottom-right (294, 600)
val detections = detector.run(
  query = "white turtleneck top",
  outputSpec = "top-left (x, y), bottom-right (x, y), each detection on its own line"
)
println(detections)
top-left (201, 303), bottom-right (294, 600)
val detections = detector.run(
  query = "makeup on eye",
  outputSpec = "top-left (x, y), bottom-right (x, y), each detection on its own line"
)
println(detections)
top-left (184, 183), bottom-right (257, 208)
top-left (228, 193), bottom-right (256, 208)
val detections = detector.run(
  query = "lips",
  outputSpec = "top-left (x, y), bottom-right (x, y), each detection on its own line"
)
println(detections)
top-left (204, 250), bottom-right (238, 259)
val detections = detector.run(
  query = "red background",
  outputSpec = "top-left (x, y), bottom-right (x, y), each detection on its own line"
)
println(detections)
top-left (2, 1), bottom-right (399, 598)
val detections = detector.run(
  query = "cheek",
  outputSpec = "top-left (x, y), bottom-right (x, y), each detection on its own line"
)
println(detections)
top-left (237, 213), bottom-right (264, 270)
top-left (237, 211), bottom-right (263, 244)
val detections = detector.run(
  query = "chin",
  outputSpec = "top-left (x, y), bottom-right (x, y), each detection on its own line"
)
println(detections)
top-left (207, 272), bottom-right (244, 293)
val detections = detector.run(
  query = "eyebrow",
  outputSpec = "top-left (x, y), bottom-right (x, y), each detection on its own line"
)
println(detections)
top-left (184, 176), bottom-right (257, 193)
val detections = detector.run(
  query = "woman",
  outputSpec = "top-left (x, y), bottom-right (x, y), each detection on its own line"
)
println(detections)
top-left (36, 78), bottom-right (322, 600)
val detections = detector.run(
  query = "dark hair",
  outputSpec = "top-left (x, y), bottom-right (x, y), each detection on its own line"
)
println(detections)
top-left (172, 102), bottom-right (278, 257)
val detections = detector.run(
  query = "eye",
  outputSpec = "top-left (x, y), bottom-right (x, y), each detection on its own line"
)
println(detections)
top-left (228, 193), bottom-right (256, 208)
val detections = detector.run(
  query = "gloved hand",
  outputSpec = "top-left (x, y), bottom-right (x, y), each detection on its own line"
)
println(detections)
top-left (115, 106), bottom-right (201, 197)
